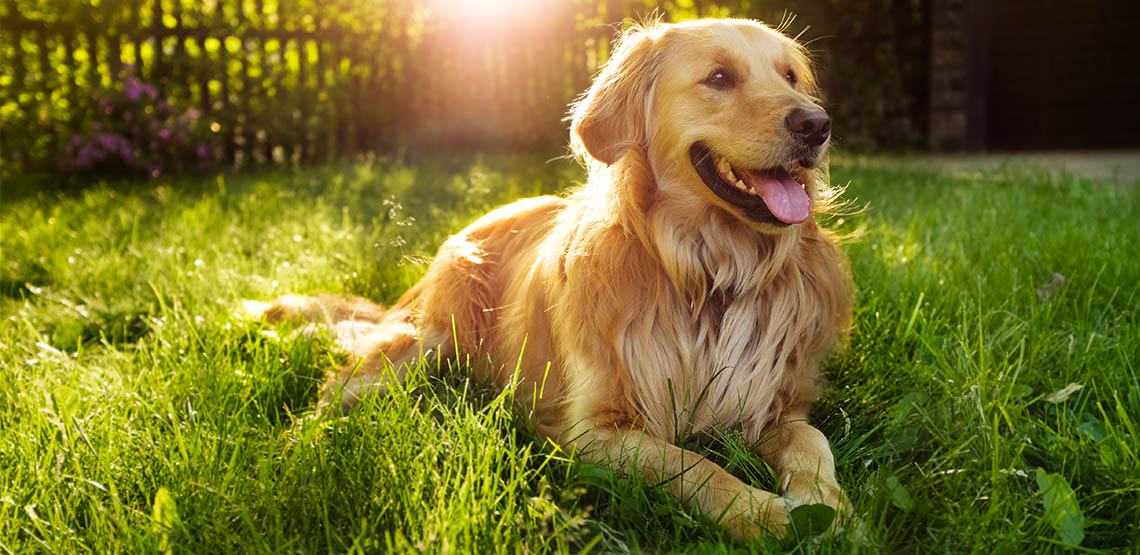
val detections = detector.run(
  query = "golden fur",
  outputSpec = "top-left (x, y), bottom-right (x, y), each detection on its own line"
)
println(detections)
top-left (249, 18), bottom-right (854, 540)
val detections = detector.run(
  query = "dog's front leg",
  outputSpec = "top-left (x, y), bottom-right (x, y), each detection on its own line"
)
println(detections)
top-left (755, 418), bottom-right (850, 523)
top-left (574, 426), bottom-right (789, 541)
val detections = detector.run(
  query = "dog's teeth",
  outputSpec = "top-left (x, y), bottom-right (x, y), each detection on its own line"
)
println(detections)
top-left (735, 179), bottom-right (748, 192)
top-left (714, 156), bottom-right (739, 183)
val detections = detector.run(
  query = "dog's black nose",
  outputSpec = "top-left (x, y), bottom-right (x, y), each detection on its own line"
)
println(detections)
top-left (785, 108), bottom-right (831, 147)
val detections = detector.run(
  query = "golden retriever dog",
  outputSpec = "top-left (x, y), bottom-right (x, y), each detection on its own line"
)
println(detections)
top-left (248, 17), bottom-right (853, 541)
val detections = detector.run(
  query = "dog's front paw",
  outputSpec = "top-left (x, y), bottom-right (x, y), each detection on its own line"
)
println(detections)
top-left (721, 485), bottom-right (790, 542)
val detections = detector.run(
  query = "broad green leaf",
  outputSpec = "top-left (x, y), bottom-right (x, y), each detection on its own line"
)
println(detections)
top-left (51, 385), bottom-right (80, 417)
top-left (1077, 416), bottom-right (1106, 442)
top-left (1035, 468), bottom-right (1085, 547)
top-left (1044, 383), bottom-right (1084, 404)
top-left (787, 503), bottom-right (836, 538)
top-left (890, 391), bottom-right (927, 421)
top-left (887, 426), bottom-right (919, 454)
top-left (152, 487), bottom-right (181, 555)
top-left (885, 475), bottom-right (914, 511)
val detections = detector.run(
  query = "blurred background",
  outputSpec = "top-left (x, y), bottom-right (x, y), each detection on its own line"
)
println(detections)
top-left (2, 0), bottom-right (1138, 179)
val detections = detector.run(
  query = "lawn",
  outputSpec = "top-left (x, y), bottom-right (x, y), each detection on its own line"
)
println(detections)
top-left (1, 156), bottom-right (1137, 553)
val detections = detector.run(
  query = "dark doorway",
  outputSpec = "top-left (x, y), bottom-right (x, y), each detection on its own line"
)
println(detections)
top-left (983, 2), bottom-right (1140, 150)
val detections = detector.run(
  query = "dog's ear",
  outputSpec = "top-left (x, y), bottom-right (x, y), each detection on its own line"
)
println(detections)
top-left (570, 25), bottom-right (660, 165)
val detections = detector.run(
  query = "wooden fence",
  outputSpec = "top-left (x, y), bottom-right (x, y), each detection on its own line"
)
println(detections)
top-left (2, 1), bottom-right (939, 174)
top-left (1, 0), bottom-right (640, 172)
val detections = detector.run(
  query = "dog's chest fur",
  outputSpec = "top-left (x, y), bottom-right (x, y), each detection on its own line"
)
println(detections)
top-left (621, 224), bottom-right (833, 440)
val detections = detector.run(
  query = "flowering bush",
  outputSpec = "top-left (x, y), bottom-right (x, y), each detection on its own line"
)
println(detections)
top-left (63, 69), bottom-right (218, 178)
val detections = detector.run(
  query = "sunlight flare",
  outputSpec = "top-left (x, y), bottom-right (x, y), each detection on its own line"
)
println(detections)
top-left (440, 0), bottom-right (522, 24)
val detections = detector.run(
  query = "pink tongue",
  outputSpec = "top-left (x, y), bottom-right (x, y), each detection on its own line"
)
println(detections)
top-left (742, 170), bottom-right (810, 224)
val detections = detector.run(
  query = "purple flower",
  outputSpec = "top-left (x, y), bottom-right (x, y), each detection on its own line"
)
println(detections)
top-left (123, 75), bottom-right (158, 102)
top-left (75, 143), bottom-right (105, 168)
top-left (123, 75), bottom-right (144, 101)
top-left (69, 69), bottom-right (215, 178)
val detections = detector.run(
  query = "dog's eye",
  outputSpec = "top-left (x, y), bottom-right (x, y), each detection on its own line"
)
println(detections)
top-left (785, 69), bottom-right (798, 86)
top-left (703, 68), bottom-right (735, 90)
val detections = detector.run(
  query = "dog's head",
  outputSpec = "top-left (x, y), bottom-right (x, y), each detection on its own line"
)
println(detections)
top-left (571, 18), bottom-right (831, 231)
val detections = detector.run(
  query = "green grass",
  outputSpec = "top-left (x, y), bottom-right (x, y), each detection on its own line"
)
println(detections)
top-left (2, 155), bottom-right (1137, 553)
